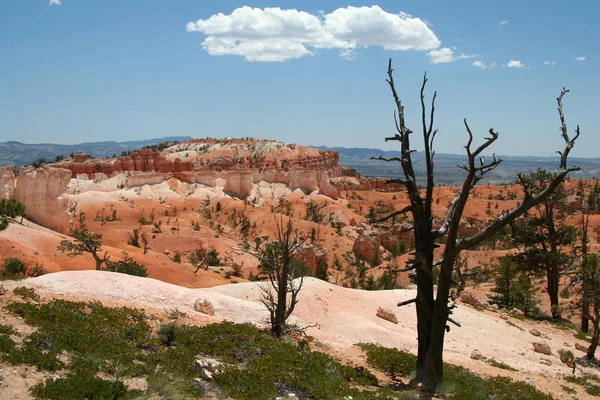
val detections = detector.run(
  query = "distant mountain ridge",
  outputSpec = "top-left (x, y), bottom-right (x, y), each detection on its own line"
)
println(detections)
top-left (0, 136), bottom-right (193, 167)
top-left (312, 146), bottom-right (600, 185)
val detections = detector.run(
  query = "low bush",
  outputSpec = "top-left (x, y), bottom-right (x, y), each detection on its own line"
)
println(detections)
top-left (1, 257), bottom-right (27, 277)
top-left (104, 254), bottom-right (147, 277)
top-left (30, 374), bottom-right (133, 399)
top-left (361, 344), bottom-right (552, 400)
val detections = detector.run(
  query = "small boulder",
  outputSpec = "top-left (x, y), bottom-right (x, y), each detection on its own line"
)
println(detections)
top-left (575, 343), bottom-right (588, 353)
top-left (376, 307), bottom-right (398, 324)
top-left (533, 342), bottom-right (552, 355)
top-left (470, 349), bottom-right (486, 360)
top-left (194, 298), bottom-right (215, 316)
top-left (199, 368), bottom-right (214, 381)
top-left (510, 308), bottom-right (525, 318)
top-left (529, 328), bottom-right (542, 337)
top-left (539, 358), bottom-right (552, 366)
top-left (460, 292), bottom-right (479, 307)
top-left (194, 357), bottom-right (223, 381)
top-left (194, 357), bottom-right (223, 371)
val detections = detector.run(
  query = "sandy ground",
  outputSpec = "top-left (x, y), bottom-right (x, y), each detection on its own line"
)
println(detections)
top-left (2, 271), bottom-right (599, 399)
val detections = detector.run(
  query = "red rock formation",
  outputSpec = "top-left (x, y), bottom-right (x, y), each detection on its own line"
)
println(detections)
top-left (53, 139), bottom-right (341, 200)
top-left (352, 229), bottom-right (382, 264)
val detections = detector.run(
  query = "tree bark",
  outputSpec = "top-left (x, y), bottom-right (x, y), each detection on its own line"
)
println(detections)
top-left (414, 231), bottom-right (435, 382)
top-left (93, 253), bottom-right (103, 271)
top-left (587, 311), bottom-right (599, 359)
top-left (582, 297), bottom-right (590, 333)
top-left (547, 264), bottom-right (561, 319)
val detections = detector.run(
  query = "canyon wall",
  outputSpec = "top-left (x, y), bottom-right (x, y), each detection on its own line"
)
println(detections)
top-left (0, 167), bottom-right (16, 199)
top-left (4, 140), bottom-right (344, 230)
top-left (13, 166), bottom-right (73, 232)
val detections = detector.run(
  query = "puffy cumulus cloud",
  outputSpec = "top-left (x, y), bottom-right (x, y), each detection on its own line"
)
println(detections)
top-left (505, 60), bottom-right (524, 68)
top-left (428, 47), bottom-right (476, 64)
top-left (472, 60), bottom-right (496, 69)
top-left (543, 61), bottom-right (556, 65)
top-left (186, 6), bottom-right (441, 62)
top-left (49, 0), bottom-right (61, 5)
top-left (575, 56), bottom-right (586, 61)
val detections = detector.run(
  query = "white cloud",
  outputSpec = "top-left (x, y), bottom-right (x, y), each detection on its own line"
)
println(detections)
top-left (543, 61), bottom-right (556, 65)
top-left (49, 0), bottom-right (61, 5)
top-left (339, 49), bottom-right (357, 61)
top-left (499, 20), bottom-right (509, 27)
top-left (504, 60), bottom-right (524, 68)
top-left (575, 56), bottom-right (586, 61)
top-left (428, 47), bottom-right (476, 64)
top-left (472, 60), bottom-right (496, 69)
top-left (186, 6), bottom-right (442, 62)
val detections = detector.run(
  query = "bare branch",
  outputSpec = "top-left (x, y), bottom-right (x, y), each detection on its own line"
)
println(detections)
top-left (432, 195), bottom-right (460, 238)
top-left (385, 178), bottom-right (408, 186)
top-left (458, 165), bottom-right (581, 250)
top-left (372, 205), bottom-right (412, 223)
top-left (398, 298), bottom-right (417, 307)
top-left (371, 156), bottom-right (402, 163)
top-left (557, 89), bottom-right (580, 169)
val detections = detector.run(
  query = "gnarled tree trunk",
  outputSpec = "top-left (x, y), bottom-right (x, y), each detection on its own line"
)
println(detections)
top-left (374, 59), bottom-right (581, 393)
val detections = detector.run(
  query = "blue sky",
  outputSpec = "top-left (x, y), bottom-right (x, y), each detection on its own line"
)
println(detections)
top-left (0, 1), bottom-right (597, 157)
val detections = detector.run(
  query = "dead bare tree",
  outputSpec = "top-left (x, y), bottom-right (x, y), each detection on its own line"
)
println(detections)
top-left (251, 213), bottom-right (309, 338)
top-left (373, 59), bottom-right (581, 392)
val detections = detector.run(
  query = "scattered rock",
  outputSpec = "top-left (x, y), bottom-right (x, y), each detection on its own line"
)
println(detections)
top-left (195, 357), bottom-right (223, 372)
top-left (199, 368), bottom-right (214, 381)
top-left (524, 378), bottom-right (534, 386)
top-left (540, 358), bottom-right (552, 366)
top-left (510, 308), bottom-right (525, 318)
top-left (376, 307), bottom-right (398, 324)
top-left (529, 328), bottom-right (542, 337)
top-left (489, 304), bottom-right (499, 311)
top-left (575, 343), bottom-right (588, 353)
top-left (194, 298), bottom-right (215, 316)
top-left (470, 349), bottom-right (486, 360)
top-left (195, 357), bottom-right (223, 382)
top-left (559, 351), bottom-right (575, 368)
top-left (533, 342), bottom-right (552, 355)
top-left (460, 292), bottom-right (479, 307)
top-left (163, 249), bottom-right (170, 255)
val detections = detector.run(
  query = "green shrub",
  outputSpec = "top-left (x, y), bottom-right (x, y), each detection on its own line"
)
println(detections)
top-left (158, 323), bottom-right (177, 346)
top-left (30, 374), bottom-right (132, 399)
top-left (13, 286), bottom-right (40, 301)
top-left (6, 300), bottom-right (152, 376)
top-left (486, 358), bottom-right (517, 371)
top-left (2, 258), bottom-right (27, 276)
top-left (3, 346), bottom-right (63, 371)
top-left (360, 344), bottom-right (552, 399)
top-left (359, 343), bottom-right (416, 377)
top-left (0, 324), bottom-right (14, 335)
top-left (104, 254), bottom-right (147, 277)
top-left (170, 251), bottom-right (182, 263)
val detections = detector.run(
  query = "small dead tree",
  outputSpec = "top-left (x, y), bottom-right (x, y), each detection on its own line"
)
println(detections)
top-left (251, 214), bottom-right (309, 338)
top-left (373, 59), bottom-right (580, 391)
